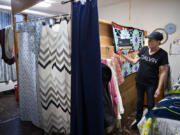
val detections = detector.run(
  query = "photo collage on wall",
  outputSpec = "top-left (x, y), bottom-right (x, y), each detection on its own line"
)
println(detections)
top-left (112, 22), bottom-right (144, 77)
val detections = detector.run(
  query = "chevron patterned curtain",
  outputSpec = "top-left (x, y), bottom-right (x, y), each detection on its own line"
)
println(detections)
top-left (71, 0), bottom-right (104, 135)
top-left (38, 20), bottom-right (71, 134)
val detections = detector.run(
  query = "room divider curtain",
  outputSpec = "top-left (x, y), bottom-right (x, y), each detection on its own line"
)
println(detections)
top-left (18, 21), bottom-right (42, 127)
top-left (71, 0), bottom-right (104, 135)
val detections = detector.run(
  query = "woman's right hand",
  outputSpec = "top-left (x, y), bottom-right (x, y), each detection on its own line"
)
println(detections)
top-left (118, 47), bottom-right (124, 56)
top-left (113, 53), bottom-right (119, 58)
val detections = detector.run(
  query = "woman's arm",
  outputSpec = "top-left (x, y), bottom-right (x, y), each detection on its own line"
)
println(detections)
top-left (154, 65), bottom-right (169, 98)
top-left (118, 48), bottom-right (140, 64)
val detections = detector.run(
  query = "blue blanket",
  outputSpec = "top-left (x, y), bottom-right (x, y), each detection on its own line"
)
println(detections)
top-left (146, 94), bottom-right (180, 121)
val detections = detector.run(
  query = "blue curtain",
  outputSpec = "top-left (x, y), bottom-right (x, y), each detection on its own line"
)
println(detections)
top-left (71, 0), bottom-right (104, 135)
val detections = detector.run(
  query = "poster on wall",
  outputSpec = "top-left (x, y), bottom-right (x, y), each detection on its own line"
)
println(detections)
top-left (112, 22), bottom-right (144, 77)
top-left (170, 37), bottom-right (180, 55)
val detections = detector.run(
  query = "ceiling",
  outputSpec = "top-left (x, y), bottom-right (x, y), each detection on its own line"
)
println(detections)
top-left (0, 0), bottom-right (124, 15)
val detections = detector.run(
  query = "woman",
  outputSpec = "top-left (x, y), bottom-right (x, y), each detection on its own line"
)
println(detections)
top-left (116, 31), bottom-right (169, 130)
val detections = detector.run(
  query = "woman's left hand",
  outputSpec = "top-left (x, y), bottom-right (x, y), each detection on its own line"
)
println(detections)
top-left (154, 89), bottom-right (160, 98)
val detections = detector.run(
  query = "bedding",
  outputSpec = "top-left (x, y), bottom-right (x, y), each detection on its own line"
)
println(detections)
top-left (138, 79), bottom-right (180, 135)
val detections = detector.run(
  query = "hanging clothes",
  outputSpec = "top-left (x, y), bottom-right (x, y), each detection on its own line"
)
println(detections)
top-left (102, 63), bottom-right (115, 128)
top-left (18, 21), bottom-right (42, 127)
top-left (101, 59), bottom-right (118, 117)
top-left (0, 29), bottom-right (17, 83)
top-left (10, 63), bottom-right (16, 81)
top-left (101, 59), bottom-right (124, 132)
top-left (0, 28), bottom-right (15, 65)
top-left (112, 55), bottom-right (124, 85)
top-left (71, 0), bottom-right (104, 135)
top-left (0, 29), bottom-right (10, 82)
top-left (5, 26), bottom-right (15, 62)
top-left (0, 58), bottom-right (5, 82)
top-left (107, 59), bottom-right (124, 119)
top-left (38, 20), bottom-right (71, 134)
top-left (0, 10), bottom-right (16, 82)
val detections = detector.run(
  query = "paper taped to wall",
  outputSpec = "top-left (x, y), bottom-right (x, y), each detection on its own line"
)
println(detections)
top-left (170, 37), bottom-right (180, 55)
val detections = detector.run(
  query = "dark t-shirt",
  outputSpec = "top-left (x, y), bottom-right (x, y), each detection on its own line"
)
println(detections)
top-left (135, 46), bottom-right (169, 86)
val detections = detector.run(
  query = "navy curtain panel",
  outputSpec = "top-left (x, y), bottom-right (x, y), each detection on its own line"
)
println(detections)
top-left (71, 0), bottom-right (104, 135)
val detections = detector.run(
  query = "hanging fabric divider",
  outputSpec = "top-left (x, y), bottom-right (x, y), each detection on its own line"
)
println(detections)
top-left (12, 13), bottom-right (70, 96)
top-left (71, 0), bottom-right (104, 135)
top-left (18, 19), bottom-right (43, 127)
top-left (11, 1), bottom-right (73, 133)
top-left (37, 17), bottom-right (71, 134)
top-left (13, 14), bottom-right (72, 134)
top-left (11, 0), bottom-right (105, 135)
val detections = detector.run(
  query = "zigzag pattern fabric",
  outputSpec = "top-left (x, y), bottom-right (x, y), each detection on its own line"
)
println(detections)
top-left (38, 20), bottom-right (71, 135)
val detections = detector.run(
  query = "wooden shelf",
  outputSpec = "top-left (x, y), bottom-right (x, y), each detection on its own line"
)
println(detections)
top-left (99, 20), bottom-right (114, 47)
top-left (100, 46), bottom-right (114, 59)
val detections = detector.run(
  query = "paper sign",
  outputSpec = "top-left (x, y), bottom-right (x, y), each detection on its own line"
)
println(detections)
top-left (170, 37), bottom-right (180, 55)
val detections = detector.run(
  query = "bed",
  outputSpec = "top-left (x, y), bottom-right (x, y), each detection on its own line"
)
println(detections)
top-left (138, 79), bottom-right (180, 135)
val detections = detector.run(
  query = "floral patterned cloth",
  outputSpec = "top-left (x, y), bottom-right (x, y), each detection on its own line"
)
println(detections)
top-left (138, 116), bottom-right (180, 135)
top-left (138, 79), bottom-right (180, 135)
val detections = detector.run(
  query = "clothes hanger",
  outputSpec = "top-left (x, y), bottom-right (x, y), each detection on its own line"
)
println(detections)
top-left (55, 16), bottom-right (62, 24)
top-left (42, 21), bottom-right (46, 26)
top-left (64, 16), bottom-right (70, 23)
top-left (55, 18), bottom-right (61, 24)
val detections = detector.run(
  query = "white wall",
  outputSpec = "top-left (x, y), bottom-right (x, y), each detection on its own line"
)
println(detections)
top-left (98, 0), bottom-right (180, 83)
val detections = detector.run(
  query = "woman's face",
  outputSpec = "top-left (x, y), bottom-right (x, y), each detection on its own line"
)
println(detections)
top-left (148, 39), bottom-right (160, 49)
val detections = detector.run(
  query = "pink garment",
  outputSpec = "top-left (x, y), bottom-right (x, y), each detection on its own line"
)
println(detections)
top-left (108, 75), bottom-right (119, 116)
top-left (101, 59), bottom-right (108, 65)
top-left (101, 59), bottom-right (118, 116)
top-left (112, 56), bottom-right (124, 85)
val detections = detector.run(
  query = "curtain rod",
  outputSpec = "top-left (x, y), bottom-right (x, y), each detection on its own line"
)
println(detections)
top-left (15, 14), bottom-right (70, 24)
top-left (61, 0), bottom-right (74, 4)
top-left (61, 0), bottom-right (80, 4)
